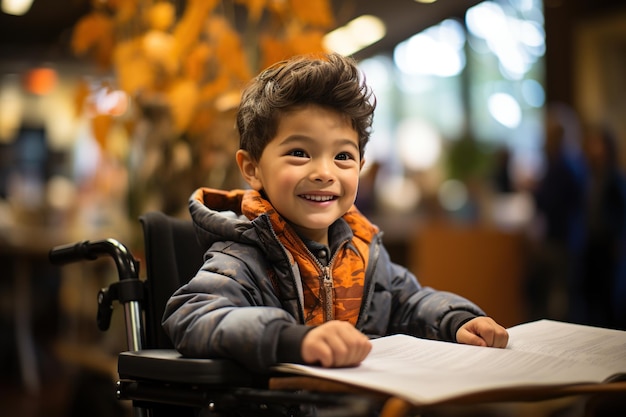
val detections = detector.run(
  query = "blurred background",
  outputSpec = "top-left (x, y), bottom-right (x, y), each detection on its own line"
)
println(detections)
top-left (1, 0), bottom-right (625, 416)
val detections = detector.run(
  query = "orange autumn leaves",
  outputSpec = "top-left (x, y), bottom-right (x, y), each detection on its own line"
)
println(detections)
top-left (71, 0), bottom-right (335, 142)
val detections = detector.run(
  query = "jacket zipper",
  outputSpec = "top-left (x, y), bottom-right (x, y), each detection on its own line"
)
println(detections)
top-left (304, 241), bottom-right (348, 323)
top-left (321, 265), bottom-right (334, 322)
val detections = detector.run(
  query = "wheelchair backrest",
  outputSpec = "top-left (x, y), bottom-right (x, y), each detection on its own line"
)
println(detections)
top-left (140, 211), bottom-right (205, 349)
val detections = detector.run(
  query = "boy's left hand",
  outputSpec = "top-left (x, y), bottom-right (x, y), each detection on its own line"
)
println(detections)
top-left (456, 317), bottom-right (509, 348)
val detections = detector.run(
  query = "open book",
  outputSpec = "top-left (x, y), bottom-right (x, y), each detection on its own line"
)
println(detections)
top-left (273, 320), bottom-right (626, 406)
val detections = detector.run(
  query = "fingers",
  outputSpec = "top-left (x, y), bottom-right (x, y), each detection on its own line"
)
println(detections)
top-left (456, 329), bottom-right (487, 347)
top-left (489, 325), bottom-right (509, 348)
top-left (456, 317), bottom-right (509, 348)
top-left (301, 321), bottom-right (372, 367)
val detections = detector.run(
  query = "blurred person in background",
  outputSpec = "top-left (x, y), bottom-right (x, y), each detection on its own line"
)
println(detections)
top-left (526, 103), bottom-right (587, 324)
top-left (580, 124), bottom-right (626, 330)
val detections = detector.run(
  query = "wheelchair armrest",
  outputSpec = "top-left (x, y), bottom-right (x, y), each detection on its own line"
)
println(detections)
top-left (118, 349), bottom-right (259, 386)
top-left (117, 349), bottom-right (377, 416)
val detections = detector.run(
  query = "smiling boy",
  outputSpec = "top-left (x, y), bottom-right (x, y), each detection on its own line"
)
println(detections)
top-left (162, 53), bottom-right (508, 373)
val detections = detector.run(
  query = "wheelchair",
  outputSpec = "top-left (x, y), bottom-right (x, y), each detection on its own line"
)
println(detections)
top-left (49, 211), bottom-right (379, 417)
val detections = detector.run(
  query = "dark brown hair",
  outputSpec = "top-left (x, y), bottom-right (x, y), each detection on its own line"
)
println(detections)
top-left (236, 52), bottom-right (376, 161)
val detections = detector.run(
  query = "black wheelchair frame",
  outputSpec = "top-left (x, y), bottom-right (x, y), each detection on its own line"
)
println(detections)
top-left (49, 213), bottom-right (376, 417)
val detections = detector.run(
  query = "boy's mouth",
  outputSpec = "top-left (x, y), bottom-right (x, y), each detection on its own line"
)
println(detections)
top-left (299, 194), bottom-right (336, 202)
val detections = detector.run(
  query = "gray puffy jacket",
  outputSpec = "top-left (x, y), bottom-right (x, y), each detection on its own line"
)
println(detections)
top-left (162, 188), bottom-right (485, 372)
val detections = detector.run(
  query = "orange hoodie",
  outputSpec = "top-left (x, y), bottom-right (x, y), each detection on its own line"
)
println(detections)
top-left (241, 189), bottom-right (379, 326)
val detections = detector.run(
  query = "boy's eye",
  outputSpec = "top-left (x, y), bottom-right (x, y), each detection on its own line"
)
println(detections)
top-left (336, 152), bottom-right (356, 161)
top-left (288, 149), bottom-right (308, 158)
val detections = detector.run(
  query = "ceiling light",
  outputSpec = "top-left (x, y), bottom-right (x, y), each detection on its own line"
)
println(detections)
top-left (2, 0), bottom-right (34, 16)
top-left (323, 15), bottom-right (386, 56)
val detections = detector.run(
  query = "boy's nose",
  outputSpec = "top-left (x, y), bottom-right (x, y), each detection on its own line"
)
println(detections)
top-left (310, 160), bottom-right (335, 183)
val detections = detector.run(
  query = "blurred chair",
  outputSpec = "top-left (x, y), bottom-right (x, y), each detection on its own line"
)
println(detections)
top-left (410, 223), bottom-right (528, 328)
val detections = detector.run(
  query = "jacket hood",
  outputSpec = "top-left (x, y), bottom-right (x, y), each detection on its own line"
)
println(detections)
top-left (189, 188), bottom-right (259, 250)
top-left (189, 186), bottom-right (381, 258)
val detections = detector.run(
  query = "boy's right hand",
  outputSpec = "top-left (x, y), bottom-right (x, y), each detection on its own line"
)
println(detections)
top-left (301, 320), bottom-right (372, 368)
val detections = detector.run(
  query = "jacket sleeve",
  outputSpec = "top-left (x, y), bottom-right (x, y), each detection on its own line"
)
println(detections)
top-left (364, 241), bottom-right (485, 341)
top-left (161, 248), bottom-right (305, 373)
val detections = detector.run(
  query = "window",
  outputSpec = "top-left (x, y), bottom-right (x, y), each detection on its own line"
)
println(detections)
top-left (358, 0), bottom-right (545, 217)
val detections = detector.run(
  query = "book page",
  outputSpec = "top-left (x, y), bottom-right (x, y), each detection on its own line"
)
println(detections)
top-left (507, 319), bottom-right (626, 372)
top-left (274, 320), bottom-right (626, 405)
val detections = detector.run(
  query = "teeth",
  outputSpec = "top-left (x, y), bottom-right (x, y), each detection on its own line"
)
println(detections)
top-left (302, 194), bottom-right (334, 202)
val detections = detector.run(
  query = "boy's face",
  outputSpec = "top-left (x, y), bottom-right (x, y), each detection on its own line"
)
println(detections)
top-left (237, 104), bottom-right (363, 245)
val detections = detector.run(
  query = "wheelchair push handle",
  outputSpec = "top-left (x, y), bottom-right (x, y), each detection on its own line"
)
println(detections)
top-left (49, 238), bottom-right (140, 280)
top-left (49, 240), bottom-right (98, 263)
top-left (50, 238), bottom-right (145, 350)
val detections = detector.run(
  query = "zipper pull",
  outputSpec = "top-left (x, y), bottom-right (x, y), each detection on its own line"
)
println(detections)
top-left (322, 266), bottom-right (334, 322)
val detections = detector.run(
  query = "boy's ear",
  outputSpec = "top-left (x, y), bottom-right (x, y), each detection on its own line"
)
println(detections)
top-left (236, 150), bottom-right (263, 191)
